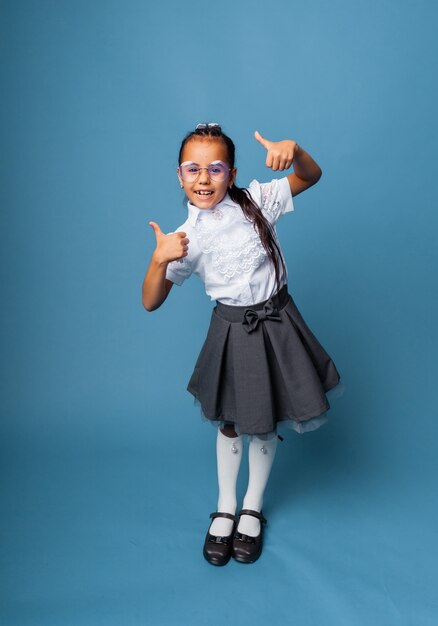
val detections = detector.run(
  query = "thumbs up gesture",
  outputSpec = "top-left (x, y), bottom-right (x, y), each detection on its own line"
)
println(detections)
top-left (254, 130), bottom-right (299, 171)
top-left (149, 221), bottom-right (189, 264)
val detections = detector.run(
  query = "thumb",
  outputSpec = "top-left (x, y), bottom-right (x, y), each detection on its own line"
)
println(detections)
top-left (149, 221), bottom-right (164, 239)
top-left (254, 130), bottom-right (271, 150)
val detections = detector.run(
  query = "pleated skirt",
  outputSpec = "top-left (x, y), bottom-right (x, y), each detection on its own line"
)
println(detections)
top-left (187, 283), bottom-right (345, 436)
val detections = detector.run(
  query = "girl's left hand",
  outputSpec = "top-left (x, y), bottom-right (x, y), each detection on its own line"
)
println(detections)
top-left (254, 131), bottom-right (299, 171)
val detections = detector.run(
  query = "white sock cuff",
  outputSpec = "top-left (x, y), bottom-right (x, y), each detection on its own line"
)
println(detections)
top-left (249, 433), bottom-right (278, 454)
top-left (248, 430), bottom-right (277, 442)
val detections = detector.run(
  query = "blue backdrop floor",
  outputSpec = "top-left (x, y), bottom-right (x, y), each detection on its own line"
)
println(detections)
top-left (1, 407), bottom-right (437, 626)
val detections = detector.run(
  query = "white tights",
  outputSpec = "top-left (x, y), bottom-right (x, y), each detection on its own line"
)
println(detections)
top-left (209, 428), bottom-right (278, 537)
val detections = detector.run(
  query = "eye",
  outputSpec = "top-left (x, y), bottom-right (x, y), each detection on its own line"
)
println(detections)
top-left (181, 165), bottom-right (200, 175)
top-left (209, 163), bottom-right (227, 174)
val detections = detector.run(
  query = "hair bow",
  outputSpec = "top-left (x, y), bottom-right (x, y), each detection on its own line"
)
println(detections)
top-left (242, 299), bottom-right (281, 333)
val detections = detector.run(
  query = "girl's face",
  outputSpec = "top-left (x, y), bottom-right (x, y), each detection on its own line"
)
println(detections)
top-left (177, 138), bottom-right (236, 210)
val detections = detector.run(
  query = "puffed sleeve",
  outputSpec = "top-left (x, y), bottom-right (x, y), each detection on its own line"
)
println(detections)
top-left (165, 254), bottom-right (193, 286)
top-left (248, 177), bottom-right (294, 225)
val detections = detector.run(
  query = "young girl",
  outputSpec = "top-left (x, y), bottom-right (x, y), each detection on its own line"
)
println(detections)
top-left (142, 123), bottom-right (344, 566)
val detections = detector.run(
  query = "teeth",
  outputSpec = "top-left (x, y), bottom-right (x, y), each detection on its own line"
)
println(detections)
top-left (196, 191), bottom-right (213, 195)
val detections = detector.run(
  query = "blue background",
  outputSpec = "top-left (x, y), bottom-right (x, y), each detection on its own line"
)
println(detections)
top-left (1, 1), bottom-right (437, 624)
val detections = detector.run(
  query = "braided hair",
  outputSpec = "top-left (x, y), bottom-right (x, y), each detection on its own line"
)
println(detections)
top-left (178, 124), bottom-right (287, 297)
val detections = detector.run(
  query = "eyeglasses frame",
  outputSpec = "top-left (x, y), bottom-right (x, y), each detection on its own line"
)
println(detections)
top-left (178, 160), bottom-right (231, 182)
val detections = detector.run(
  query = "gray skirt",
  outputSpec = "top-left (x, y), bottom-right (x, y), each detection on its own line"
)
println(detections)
top-left (187, 283), bottom-right (344, 436)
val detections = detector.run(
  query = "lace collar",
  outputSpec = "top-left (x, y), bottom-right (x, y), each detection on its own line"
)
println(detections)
top-left (186, 193), bottom-right (237, 227)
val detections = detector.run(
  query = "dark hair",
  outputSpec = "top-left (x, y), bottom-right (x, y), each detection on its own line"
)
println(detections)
top-left (178, 124), bottom-right (287, 297)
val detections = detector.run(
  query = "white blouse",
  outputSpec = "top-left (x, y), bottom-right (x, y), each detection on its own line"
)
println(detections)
top-left (165, 177), bottom-right (294, 305)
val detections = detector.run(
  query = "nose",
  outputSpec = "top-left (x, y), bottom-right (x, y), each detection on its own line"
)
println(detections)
top-left (198, 167), bottom-right (211, 183)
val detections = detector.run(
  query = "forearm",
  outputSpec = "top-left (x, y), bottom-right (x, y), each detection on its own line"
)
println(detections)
top-left (293, 145), bottom-right (322, 182)
top-left (142, 252), bottom-right (169, 312)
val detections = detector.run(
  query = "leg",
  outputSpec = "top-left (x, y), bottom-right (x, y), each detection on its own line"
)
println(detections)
top-left (237, 432), bottom-right (278, 536)
top-left (209, 425), bottom-right (243, 536)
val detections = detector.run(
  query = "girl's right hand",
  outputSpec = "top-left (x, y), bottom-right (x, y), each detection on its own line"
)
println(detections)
top-left (148, 221), bottom-right (189, 264)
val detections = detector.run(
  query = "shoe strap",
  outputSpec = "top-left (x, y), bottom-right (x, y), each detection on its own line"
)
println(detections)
top-left (238, 509), bottom-right (267, 524)
top-left (233, 531), bottom-right (256, 543)
top-left (209, 511), bottom-right (237, 522)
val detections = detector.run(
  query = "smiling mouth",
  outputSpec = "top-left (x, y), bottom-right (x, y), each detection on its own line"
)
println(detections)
top-left (194, 190), bottom-right (214, 197)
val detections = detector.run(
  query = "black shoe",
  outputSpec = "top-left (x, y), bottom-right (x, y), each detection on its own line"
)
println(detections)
top-left (203, 512), bottom-right (237, 566)
top-left (232, 509), bottom-right (267, 564)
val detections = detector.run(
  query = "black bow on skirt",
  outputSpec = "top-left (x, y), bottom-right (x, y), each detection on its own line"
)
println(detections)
top-left (242, 299), bottom-right (282, 333)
